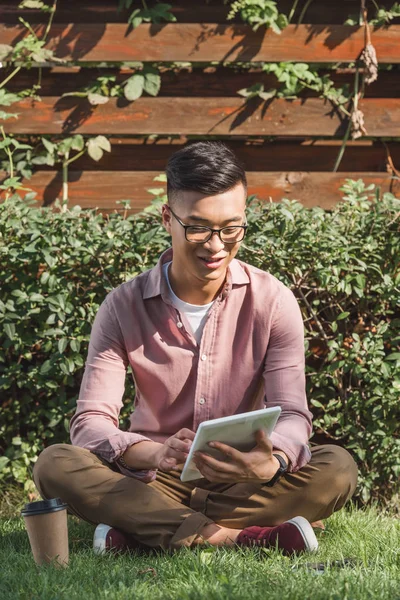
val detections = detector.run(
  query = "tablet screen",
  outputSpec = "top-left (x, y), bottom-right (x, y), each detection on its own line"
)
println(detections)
top-left (180, 406), bottom-right (281, 482)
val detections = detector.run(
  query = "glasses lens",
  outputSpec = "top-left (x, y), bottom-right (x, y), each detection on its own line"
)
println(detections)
top-left (186, 227), bottom-right (211, 243)
top-left (221, 227), bottom-right (245, 243)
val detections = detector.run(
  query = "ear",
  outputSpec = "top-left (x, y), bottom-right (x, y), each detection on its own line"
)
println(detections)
top-left (162, 204), bottom-right (172, 234)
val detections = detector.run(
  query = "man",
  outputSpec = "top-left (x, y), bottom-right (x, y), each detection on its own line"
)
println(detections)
top-left (33, 141), bottom-right (357, 555)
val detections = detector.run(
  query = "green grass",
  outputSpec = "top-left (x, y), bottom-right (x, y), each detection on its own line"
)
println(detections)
top-left (1, 495), bottom-right (399, 600)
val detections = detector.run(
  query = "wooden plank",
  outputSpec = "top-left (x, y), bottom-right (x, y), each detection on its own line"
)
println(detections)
top-left (3, 97), bottom-right (400, 137)
top-left (4, 171), bottom-right (398, 211)
top-left (0, 0), bottom-right (396, 25)
top-left (20, 138), bottom-right (399, 173)
top-left (8, 66), bottom-right (400, 98)
top-left (1, 24), bottom-right (400, 63)
top-left (0, 0), bottom-right (231, 24)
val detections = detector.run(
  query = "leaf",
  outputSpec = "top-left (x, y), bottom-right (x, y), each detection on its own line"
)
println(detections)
top-left (70, 339), bottom-right (81, 353)
top-left (124, 74), bottom-right (145, 101)
top-left (0, 44), bottom-right (13, 61)
top-left (154, 173), bottom-right (167, 182)
top-left (311, 399), bottom-right (324, 408)
top-left (199, 547), bottom-right (216, 565)
top-left (42, 251), bottom-right (56, 268)
top-left (0, 456), bottom-right (10, 470)
top-left (40, 271), bottom-right (50, 285)
top-left (42, 137), bottom-right (55, 154)
top-left (280, 207), bottom-right (294, 221)
top-left (143, 69), bottom-right (161, 96)
top-left (32, 154), bottom-right (55, 166)
top-left (87, 136), bottom-right (111, 161)
top-left (86, 139), bottom-right (102, 161)
top-left (40, 360), bottom-right (52, 375)
top-left (19, 0), bottom-right (45, 8)
top-left (259, 89), bottom-right (276, 101)
top-left (385, 353), bottom-right (400, 361)
top-left (147, 187), bottom-right (165, 196)
top-left (88, 92), bottom-right (109, 106)
top-left (95, 135), bottom-right (111, 152)
top-left (0, 90), bottom-right (21, 106)
top-left (0, 111), bottom-right (19, 120)
top-left (30, 293), bottom-right (44, 302)
top-left (237, 82), bottom-right (264, 98)
top-left (45, 313), bottom-right (56, 325)
top-left (71, 134), bottom-right (84, 151)
top-left (58, 338), bottom-right (68, 354)
top-left (337, 312), bottom-right (350, 321)
top-left (130, 15), bottom-right (143, 28)
top-left (128, 9), bottom-right (143, 28)
top-left (4, 323), bottom-right (16, 340)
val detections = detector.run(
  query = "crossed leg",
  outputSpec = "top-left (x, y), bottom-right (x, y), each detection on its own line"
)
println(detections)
top-left (33, 443), bottom-right (357, 550)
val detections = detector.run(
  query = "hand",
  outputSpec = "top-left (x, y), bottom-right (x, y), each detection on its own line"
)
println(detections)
top-left (155, 428), bottom-right (195, 472)
top-left (193, 429), bottom-right (280, 484)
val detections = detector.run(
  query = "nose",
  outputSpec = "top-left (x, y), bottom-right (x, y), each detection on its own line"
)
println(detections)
top-left (203, 231), bottom-right (225, 254)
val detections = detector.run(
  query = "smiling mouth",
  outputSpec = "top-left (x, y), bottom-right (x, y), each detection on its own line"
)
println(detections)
top-left (198, 256), bottom-right (227, 269)
top-left (199, 256), bottom-right (225, 262)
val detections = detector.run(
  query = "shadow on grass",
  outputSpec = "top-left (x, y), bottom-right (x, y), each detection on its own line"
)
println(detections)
top-left (0, 516), bottom-right (94, 555)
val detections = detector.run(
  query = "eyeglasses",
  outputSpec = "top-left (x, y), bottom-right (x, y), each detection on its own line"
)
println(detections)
top-left (168, 207), bottom-right (248, 244)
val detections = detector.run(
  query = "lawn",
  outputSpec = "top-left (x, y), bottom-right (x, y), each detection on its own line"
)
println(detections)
top-left (1, 489), bottom-right (399, 600)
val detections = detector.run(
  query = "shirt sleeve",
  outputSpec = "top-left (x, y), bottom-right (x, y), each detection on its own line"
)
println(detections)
top-left (69, 295), bottom-right (157, 483)
top-left (263, 283), bottom-right (313, 472)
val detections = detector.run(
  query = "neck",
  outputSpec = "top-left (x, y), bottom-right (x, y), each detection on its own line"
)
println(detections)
top-left (168, 261), bottom-right (226, 305)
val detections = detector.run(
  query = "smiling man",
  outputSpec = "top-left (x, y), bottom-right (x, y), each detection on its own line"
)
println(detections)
top-left (33, 141), bottom-right (357, 556)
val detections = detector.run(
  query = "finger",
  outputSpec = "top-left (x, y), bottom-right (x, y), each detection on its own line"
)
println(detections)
top-left (167, 437), bottom-right (191, 454)
top-left (165, 448), bottom-right (190, 463)
top-left (195, 460), bottom-right (235, 483)
top-left (195, 452), bottom-right (237, 474)
top-left (207, 441), bottom-right (243, 462)
top-left (176, 428), bottom-right (196, 441)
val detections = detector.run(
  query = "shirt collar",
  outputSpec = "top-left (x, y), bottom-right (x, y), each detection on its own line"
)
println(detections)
top-left (143, 247), bottom-right (250, 300)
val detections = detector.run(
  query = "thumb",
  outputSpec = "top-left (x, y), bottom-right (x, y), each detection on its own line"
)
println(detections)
top-left (255, 429), bottom-right (273, 453)
top-left (160, 456), bottom-right (178, 471)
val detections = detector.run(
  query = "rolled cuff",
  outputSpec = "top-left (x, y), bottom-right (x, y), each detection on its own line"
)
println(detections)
top-left (115, 462), bottom-right (157, 483)
top-left (71, 429), bottom-right (157, 483)
top-left (269, 431), bottom-right (311, 473)
top-left (109, 432), bottom-right (157, 483)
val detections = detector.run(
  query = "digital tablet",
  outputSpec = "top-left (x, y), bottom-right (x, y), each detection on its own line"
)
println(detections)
top-left (180, 406), bottom-right (281, 482)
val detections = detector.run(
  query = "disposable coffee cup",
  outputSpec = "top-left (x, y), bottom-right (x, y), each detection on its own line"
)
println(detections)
top-left (21, 498), bottom-right (69, 568)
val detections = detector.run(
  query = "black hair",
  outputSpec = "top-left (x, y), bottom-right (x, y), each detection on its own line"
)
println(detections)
top-left (166, 141), bottom-right (247, 206)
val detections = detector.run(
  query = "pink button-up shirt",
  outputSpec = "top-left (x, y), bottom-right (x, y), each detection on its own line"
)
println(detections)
top-left (70, 247), bottom-right (313, 482)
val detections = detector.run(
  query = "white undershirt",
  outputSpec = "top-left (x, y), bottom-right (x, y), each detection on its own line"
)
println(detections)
top-left (163, 261), bottom-right (214, 344)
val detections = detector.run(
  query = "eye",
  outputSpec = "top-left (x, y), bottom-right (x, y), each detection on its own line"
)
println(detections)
top-left (188, 226), bottom-right (208, 233)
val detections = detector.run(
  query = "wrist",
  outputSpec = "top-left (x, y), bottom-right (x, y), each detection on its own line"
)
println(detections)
top-left (264, 453), bottom-right (288, 487)
top-left (121, 441), bottom-right (163, 470)
top-left (272, 450), bottom-right (290, 468)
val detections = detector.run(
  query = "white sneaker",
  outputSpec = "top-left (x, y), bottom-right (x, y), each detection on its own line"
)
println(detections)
top-left (93, 523), bottom-right (142, 554)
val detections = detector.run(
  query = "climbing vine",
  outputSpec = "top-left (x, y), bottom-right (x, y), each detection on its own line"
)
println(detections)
top-left (0, 0), bottom-right (399, 200)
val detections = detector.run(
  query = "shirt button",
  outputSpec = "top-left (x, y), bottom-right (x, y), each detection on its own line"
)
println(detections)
top-left (199, 397), bottom-right (206, 405)
top-left (201, 354), bottom-right (207, 361)
top-left (177, 322), bottom-right (183, 328)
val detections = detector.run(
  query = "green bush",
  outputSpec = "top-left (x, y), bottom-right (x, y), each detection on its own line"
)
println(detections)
top-left (0, 180), bottom-right (399, 504)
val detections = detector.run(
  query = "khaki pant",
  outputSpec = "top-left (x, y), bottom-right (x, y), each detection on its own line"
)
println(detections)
top-left (33, 443), bottom-right (357, 550)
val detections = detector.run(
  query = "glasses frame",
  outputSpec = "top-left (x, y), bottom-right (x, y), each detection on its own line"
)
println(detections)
top-left (168, 206), bottom-right (248, 244)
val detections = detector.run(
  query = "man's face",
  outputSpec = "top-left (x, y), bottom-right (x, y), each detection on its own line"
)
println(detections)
top-left (162, 183), bottom-right (247, 287)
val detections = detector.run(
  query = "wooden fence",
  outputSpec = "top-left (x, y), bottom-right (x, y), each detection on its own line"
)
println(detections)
top-left (1, 0), bottom-right (400, 210)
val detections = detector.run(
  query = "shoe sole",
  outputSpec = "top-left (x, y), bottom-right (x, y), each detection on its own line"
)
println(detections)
top-left (286, 516), bottom-right (319, 552)
top-left (93, 523), bottom-right (112, 555)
